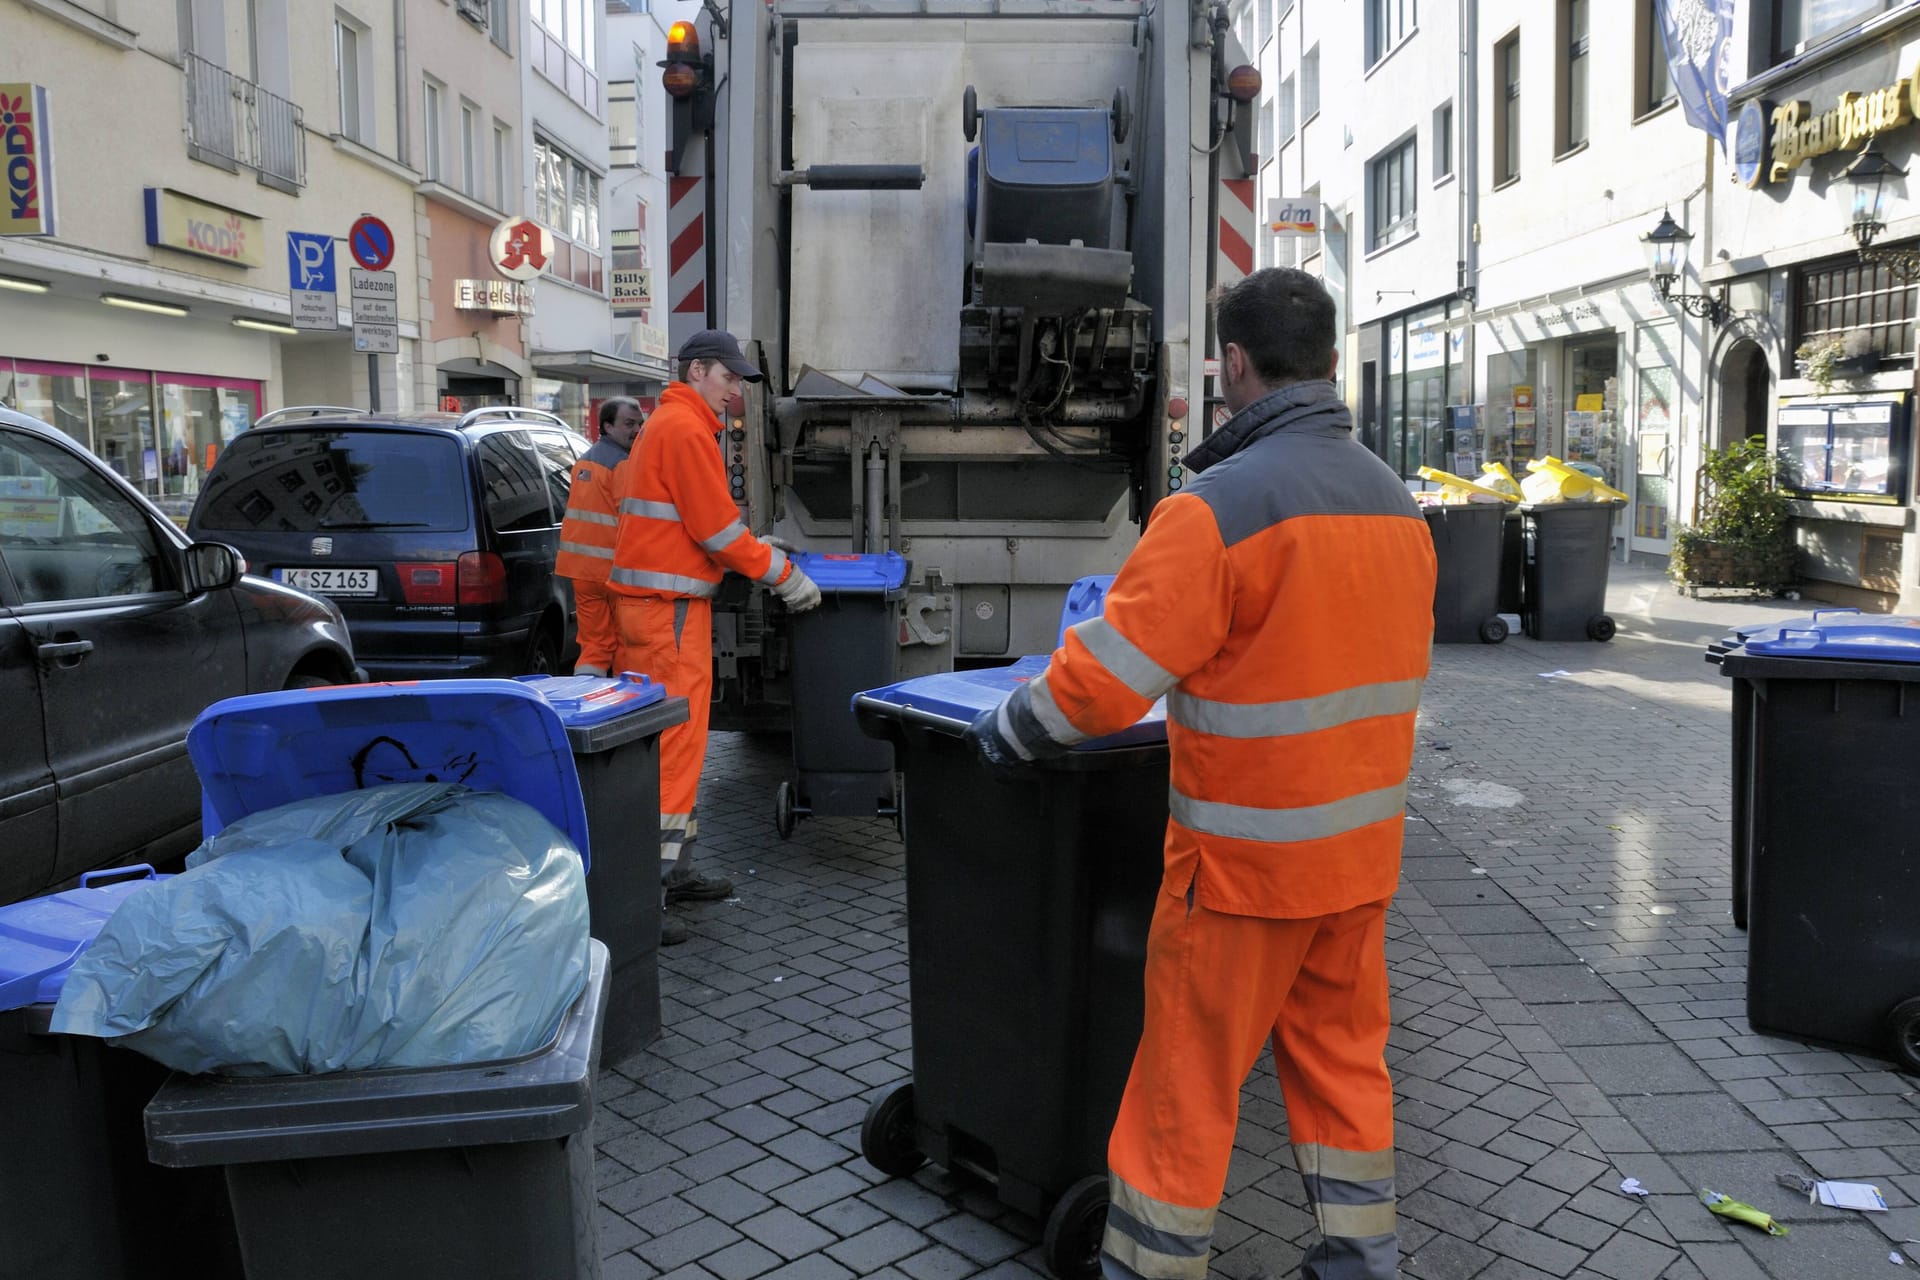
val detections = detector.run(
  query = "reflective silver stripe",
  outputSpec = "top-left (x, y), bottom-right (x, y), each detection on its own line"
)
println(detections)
top-left (1108, 1172), bottom-right (1215, 1240)
top-left (1294, 1144), bottom-right (1396, 1184)
top-left (1317, 1200), bottom-right (1397, 1240)
top-left (621, 498), bottom-right (681, 521)
top-left (1170, 782), bottom-right (1407, 843)
top-left (995, 699), bottom-right (1036, 761)
top-left (1169, 679), bottom-right (1424, 739)
top-left (608, 567), bottom-right (720, 597)
top-left (558, 540), bottom-right (615, 559)
top-left (698, 518), bottom-right (749, 553)
top-left (661, 813), bottom-right (692, 832)
top-left (1100, 1227), bottom-right (1209, 1280)
top-left (1026, 674), bottom-right (1088, 746)
top-left (567, 509), bottom-right (618, 526)
top-left (1072, 616), bottom-right (1176, 701)
top-left (757, 544), bottom-right (789, 585)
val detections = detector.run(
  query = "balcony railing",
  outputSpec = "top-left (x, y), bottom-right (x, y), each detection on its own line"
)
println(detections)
top-left (185, 52), bottom-right (307, 189)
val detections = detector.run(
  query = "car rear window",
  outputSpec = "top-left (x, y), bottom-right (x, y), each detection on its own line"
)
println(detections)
top-left (194, 430), bottom-right (469, 533)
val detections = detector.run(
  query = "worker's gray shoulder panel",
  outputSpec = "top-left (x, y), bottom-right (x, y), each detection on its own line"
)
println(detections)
top-left (582, 439), bottom-right (628, 470)
top-left (1188, 431), bottom-right (1424, 549)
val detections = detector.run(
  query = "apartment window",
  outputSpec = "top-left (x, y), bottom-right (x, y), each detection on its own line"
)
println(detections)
top-left (1256, 0), bottom-right (1273, 49)
top-left (530, 0), bottom-right (599, 113)
top-left (493, 121), bottom-right (512, 211)
top-left (422, 79), bottom-right (443, 181)
top-left (1775, 2), bottom-right (1883, 59)
top-left (1494, 31), bottom-right (1520, 185)
top-left (1258, 94), bottom-right (1275, 164)
top-left (461, 102), bottom-right (481, 197)
top-left (490, 0), bottom-right (511, 52)
top-left (1433, 101), bottom-right (1453, 181)
top-left (534, 136), bottom-right (605, 292)
top-left (1559, 0), bottom-right (1589, 154)
top-left (1277, 75), bottom-right (1296, 143)
top-left (608, 80), bottom-right (637, 167)
top-left (1366, 0), bottom-right (1414, 68)
top-left (1368, 136), bottom-right (1417, 251)
top-left (1639, 0), bottom-right (1675, 114)
top-left (1301, 45), bottom-right (1320, 121)
top-left (1231, 0), bottom-right (1253, 56)
top-left (334, 16), bottom-right (370, 143)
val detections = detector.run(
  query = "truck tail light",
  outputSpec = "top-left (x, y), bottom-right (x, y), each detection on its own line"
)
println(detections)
top-left (457, 551), bottom-right (508, 605)
top-left (664, 63), bottom-right (701, 99)
top-left (1226, 65), bottom-right (1262, 102)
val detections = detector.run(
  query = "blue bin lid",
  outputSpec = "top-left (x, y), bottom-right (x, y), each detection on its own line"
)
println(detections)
top-left (791, 551), bottom-right (909, 594)
top-left (188, 681), bottom-right (591, 869)
top-left (1057, 574), bottom-right (1117, 648)
top-left (0, 867), bottom-right (168, 1011)
top-left (858, 655), bottom-right (1167, 749)
top-left (1740, 612), bottom-right (1920, 661)
top-left (512, 671), bottom-right (667, 727)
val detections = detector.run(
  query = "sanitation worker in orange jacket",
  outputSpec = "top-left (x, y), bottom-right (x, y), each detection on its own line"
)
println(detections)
top-left (610, 330), bottom-right (823, 927)
top-left (557, 395), bottom-right (643, 678)
top-left (967, 268), bottom-right (1437, 1280)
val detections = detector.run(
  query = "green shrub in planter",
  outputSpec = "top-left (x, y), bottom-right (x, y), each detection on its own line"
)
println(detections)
top-left (1670, 437), bottom-right (1798, 594)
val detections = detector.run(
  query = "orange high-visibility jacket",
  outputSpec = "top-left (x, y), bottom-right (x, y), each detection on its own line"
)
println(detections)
top-left (608, 382), bottom-right (792, 598)
top-left (990, 380), bottom-right (1437, 918)
top-left (555, 436), bottom-right (630, 584)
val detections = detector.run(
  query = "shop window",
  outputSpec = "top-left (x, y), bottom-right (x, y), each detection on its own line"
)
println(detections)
top-left (5, 362), bottom-right (91, 449)
top-left (1795, 256), bottom-right (1917, 364)
top-left (1368, 135), bottom-right (1417, 252)
top-left (1558, 0), bottom-right (1588, 155)
top-left (1378, 303), bottom-right (1460, 479)
top-left (1494, 30), bottom-right (1520, 185)
top-left (1778, 398), bottom-right (1906, 501)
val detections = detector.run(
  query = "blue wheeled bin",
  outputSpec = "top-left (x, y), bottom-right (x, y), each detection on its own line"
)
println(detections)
top-left (775, 551), bottom-right (910, 838)
top-left (151, 681), bottom-right (612, 1280)
top-left (0, 867), bottom-right (245, 1280)
top-left (516, 672), bottom-right (689, 1063)
top-left (1716, 619), bottom-right (1920, 1073)
top-left (852, 660), bottom-right (1168, 1279)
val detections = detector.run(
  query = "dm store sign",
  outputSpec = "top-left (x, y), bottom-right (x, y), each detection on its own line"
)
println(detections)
top-left (143, 187), bottom-right (264, 268)
top-left (1, 83), bottom-right (56, 237)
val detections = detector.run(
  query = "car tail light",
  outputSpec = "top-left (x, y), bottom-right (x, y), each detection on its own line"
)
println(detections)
top-left (1226, 65), bottom-right (1262, 102)
top-left (457, 551), bottom-right (508, 605)
top-left (397, 562), bottom-right (457, 605)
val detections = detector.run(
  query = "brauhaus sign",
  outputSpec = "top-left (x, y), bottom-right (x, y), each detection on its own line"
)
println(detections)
top-left (1753, 66), bottom-right (1920, 185)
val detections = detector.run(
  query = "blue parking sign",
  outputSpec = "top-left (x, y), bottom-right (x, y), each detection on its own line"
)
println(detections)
top-left (287, 231), bottom-right (337, 292)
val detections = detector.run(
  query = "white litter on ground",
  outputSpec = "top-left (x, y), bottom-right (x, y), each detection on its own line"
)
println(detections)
top-left (1439, 779), bottom-right (1525, 808)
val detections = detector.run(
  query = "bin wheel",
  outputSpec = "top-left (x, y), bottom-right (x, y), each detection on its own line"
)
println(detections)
top-left (1043, 1175), bottom-right (1110, 1280)
top-left (1587, 614), bottom-right (1617, 642)
top-left (860, 1084), bottom-right (926, 1178)
top-left (1887, 998), bottom-right (1920, 1074)
top-left (774, 781), bottom-right (798, 841)
top-left (1478, 616), bottom-right (1509, 645)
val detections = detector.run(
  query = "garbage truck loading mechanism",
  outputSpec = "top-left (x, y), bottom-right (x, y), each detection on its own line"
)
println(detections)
top-left (661, 0), bottom-right (1257, 729)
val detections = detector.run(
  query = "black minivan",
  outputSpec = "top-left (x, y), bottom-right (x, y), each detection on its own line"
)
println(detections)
top-left (189, 406), bottom-right (588, 680)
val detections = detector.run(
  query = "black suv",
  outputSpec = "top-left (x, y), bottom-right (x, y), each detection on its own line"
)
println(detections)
top-left (189, 406), bottom-right (587, 680)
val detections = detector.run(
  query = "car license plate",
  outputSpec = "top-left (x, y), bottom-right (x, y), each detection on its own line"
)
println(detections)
top-left (276, 567), bottom-right (378, 596)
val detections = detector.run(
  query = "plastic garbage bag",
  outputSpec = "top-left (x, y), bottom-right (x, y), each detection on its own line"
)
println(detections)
top-left (49, 782), bottom-right (589, 1076)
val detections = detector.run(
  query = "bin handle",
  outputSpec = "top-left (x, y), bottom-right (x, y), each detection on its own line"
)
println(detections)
top-left (80, 864), bottom-right (156, 888)
top-left (1809, 609), bottom-right (1861, 624)
top-left (851, 694), bottom-right (971, 737)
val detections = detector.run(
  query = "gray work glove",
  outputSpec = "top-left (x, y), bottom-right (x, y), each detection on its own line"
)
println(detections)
top-left (763, 535), bottom-right (800, 554)
top-left (573, 663), bottom-right (609, 678)
top-left (772, 564), bottom-right (822, 612)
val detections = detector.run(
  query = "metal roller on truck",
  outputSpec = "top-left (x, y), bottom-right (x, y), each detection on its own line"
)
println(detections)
top-left (657, 1), bottom-right (1260, 762)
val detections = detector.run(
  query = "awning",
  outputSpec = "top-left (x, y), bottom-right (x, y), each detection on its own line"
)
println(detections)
top-left (531, 349), bottom-right (670, 383)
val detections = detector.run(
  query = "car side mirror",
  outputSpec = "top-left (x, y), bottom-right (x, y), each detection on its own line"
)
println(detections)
top-left (184, 541), bottom-right (244, 595)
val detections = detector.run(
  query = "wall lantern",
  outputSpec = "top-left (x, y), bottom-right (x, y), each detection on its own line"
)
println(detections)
top-left (1639, 209), bottom-right (1727, 327)
top-left (1843, 143), bottom-right (1920, 280)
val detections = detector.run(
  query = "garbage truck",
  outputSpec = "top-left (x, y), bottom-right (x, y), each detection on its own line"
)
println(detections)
top-left (658, 0), bottom-right (1259, 728)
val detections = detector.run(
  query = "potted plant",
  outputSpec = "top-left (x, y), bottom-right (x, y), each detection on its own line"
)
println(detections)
top-left (1794, 330), bottom-right (1875, 393)
top-left (1670, 436), bottom-right (1798, 597)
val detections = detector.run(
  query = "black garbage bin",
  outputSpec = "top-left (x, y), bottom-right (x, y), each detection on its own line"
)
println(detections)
top-left (0, 868), bottom-right (244, 1280)
top-left (146, 941), bottom-right (610, 1280)
top-left (1519, 501), bottom-right (1621, 641)
top-left (516, 672), bottom-right (690, 1063)
top-left (1717, 617), bottom-right (1920, 1072)
top-left (1499, 509), bottom-right (1526, 615)
top-left (853, 660), bottom-right (1168, 1279)
top-left (775, 551), bottom-right (910, 837)
top-left (1422, 501), bottom-right (1510, 643)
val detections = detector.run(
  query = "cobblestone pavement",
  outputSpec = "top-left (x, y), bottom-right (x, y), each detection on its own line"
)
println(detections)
top-left (592, 564), bottom-right (1920, 1280)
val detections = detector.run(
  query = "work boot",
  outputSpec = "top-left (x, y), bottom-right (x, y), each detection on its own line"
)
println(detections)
top-left (661, 917), bottom-right (690, 946)
top-left (664, 871), bottom-right (734, 904)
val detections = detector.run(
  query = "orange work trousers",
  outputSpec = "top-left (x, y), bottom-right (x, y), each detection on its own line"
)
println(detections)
top-left (612, 594), bottom-right (712, 880)
top-left (572, 578), bottom-right (616, 675)
top-left (1103, 894), bottom-right (1397, 1280)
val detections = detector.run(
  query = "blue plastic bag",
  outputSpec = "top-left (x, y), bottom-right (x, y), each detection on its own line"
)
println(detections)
top-left (50, 782), bottom-right (590, 1076)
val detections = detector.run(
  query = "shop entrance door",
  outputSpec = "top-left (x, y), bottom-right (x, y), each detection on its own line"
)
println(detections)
top-left (1564, 336), bottom-right (1625, 557)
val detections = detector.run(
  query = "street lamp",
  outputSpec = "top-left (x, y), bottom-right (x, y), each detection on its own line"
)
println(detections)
top-left (1639, 209), bottom-right (1726, 326)
top-left (1843, 143), bottom-right (1920, 279)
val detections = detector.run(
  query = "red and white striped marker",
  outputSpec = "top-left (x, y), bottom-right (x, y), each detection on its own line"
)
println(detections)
top-left (668, 168), bottom-right (707, 351)
top-left (1217, 178), bottom-right (1255, 290)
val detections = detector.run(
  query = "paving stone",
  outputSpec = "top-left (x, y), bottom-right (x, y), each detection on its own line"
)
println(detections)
top-left (754, 1255), bottom-right (855, 1280)
top-left (639, 1220), bottom-right (746, 1274)
top-left (771, 1168), bottom-right (871, 1216)
top-left (682, 1177), bottom-right (777, 1224)
top-left (737, 1207), bottom-right (838, 1260)
top-left (1402, 1229), bottom-right (1497, 1278)
top-left (1614, 1095), bottom-right (1778, 1155)
top-left (735, 1155), bottom-right (808, 1195)
top-left (824, 1221), bottom-right (932, 1271)
top-left (1484, 1178), bottom-right (1572, 1229)
top-left (1580, 1226), bottom-right (1678, 1280)
top-left (700, 1239), bottom-right (784, 1280)
top-left (602, 1253), bottom-right (663, 1280)
top-left (1478, 1220), bottom-right (1588, 1275)
top-left (924, 1214), bottom-right (1027, 1266)
top-left (1570, 1045), bottom-right (1715, 1095)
